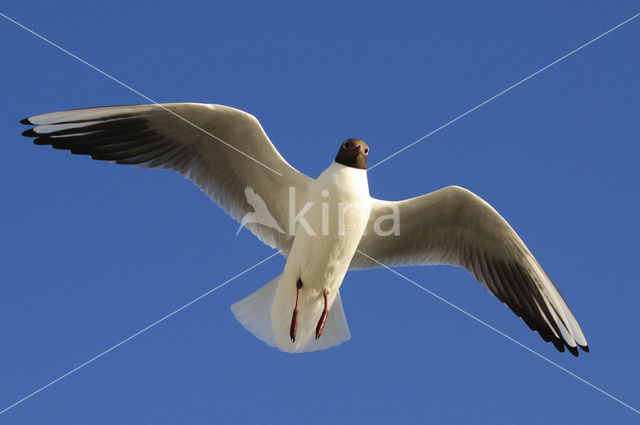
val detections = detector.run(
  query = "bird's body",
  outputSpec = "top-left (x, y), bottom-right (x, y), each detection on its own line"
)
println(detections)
top-left (267, 161), bottom-right (371, 351)
top-left (20, 102), bottom-right (589, 355)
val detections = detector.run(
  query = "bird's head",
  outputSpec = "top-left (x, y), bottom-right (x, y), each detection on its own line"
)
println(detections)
top-left (334, 138), bottom-right (369, 170)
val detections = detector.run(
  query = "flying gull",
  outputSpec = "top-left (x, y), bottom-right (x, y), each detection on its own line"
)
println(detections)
top-left (20, 103), bottom-right (589, 355)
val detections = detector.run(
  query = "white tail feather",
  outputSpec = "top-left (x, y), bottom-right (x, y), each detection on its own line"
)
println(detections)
top-left (231, 275), bottom-right (351, 353)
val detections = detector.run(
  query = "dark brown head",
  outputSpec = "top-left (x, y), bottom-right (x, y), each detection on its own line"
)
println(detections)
top-left (334, 138), bottom-right (369, 170)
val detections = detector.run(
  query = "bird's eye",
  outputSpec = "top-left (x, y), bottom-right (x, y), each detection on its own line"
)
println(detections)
top-left (364, 147), bottom-right (369, 155)
top-left (343, 141), bottom-right (351, 149)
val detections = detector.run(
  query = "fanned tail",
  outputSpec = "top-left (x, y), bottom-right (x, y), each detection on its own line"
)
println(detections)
top-left (231, 275), bottom-right (351, 353)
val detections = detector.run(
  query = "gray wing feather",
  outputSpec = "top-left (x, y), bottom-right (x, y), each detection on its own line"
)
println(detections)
top-left (21, 103), bottom-right (311, 253)
top-left (352, 185), bottom-right (588, 355)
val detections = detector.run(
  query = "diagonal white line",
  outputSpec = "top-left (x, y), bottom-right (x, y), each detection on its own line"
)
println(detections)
top-left (356, 249), bottom-right (640, 415)
top-left (0, 250), bottom-right (281, 415)
top-left (368, 11), bottom-right (640, 171)
top-left (0, 11), bottom-right (283, 177)
top-left (3, 4), bottom-right (638, 418)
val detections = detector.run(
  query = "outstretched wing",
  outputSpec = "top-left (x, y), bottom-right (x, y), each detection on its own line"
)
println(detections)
top-left (21, 103), bottom-right (311, 253)
top-left (351, 185), bottom-right (588, 355)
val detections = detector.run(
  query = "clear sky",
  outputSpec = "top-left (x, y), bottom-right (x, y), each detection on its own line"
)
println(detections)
top-left (1, 1), bottom-right (639, 423)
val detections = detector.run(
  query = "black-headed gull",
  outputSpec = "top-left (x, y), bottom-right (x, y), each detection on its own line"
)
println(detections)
top-left (20, 103), bottom-right (588, 355)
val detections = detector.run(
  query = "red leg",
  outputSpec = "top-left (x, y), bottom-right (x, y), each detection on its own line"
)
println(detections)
top-left (315, 290), bottom-right (329, 339)
top-left (289, 279), bottom-right (303, 342)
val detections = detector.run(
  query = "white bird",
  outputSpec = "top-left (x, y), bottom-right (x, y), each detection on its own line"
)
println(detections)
top-left (20, 103), bottom-right (588, 355)
top-left (236, 186), bottom-right (285, 236)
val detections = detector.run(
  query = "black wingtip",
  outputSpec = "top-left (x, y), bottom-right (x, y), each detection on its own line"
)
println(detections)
top-left (20, 117), bottom-right (33, 125)
top-left (567, 345), bottom-right (579, 357)
top-left (552, 339), bottom-right (565, 353)
top-left (580, 344), bottom-right (589, 353)
top-left (33, 138), bottom-right (50, 146)
top-left (21, 128), bottom-right (37, 137)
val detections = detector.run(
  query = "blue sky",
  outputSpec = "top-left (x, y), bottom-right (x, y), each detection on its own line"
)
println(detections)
top-left (1, 1), bottom-right (639, 423)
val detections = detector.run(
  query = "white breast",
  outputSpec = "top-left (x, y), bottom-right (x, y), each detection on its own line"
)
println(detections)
top-left (292, 161), bottom-right (371, 287)
top-left (269, 162), bottom-right (371, 349)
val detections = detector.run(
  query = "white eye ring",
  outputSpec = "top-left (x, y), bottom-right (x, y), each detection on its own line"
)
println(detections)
top-left (343, 141), bottom-right (351, 149)
top-left (364, 147), bottom-right (369, 154)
